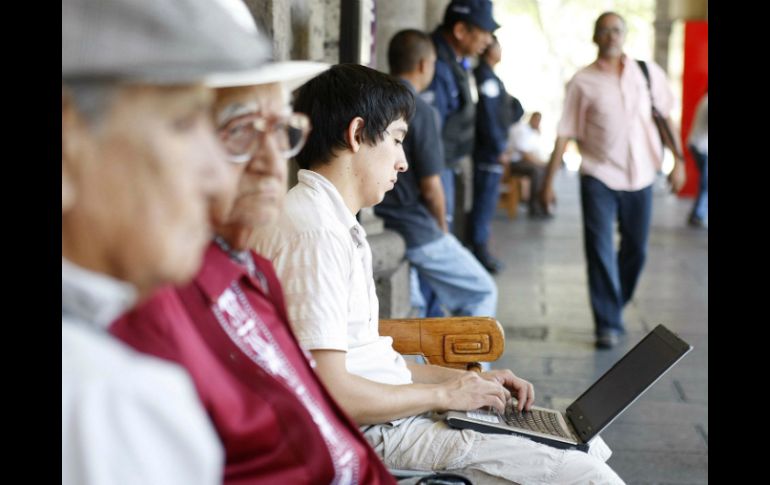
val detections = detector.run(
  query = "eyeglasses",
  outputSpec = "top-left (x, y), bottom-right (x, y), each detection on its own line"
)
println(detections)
top-left (218, 112), bottom-right (311, 164)
top-left (595, 27), bottom-right (625, 37)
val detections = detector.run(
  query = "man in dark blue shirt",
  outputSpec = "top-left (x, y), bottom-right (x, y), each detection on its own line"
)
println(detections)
top-left (376, 29), bottom-right (496, 319)
top-left (470, 35), bottom-right (525, 273)
top-left (422, 0), bottom-right (498, 236)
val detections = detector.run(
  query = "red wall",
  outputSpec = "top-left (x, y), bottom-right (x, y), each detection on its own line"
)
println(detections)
top-left (678, 20), bottom-right (708, 197)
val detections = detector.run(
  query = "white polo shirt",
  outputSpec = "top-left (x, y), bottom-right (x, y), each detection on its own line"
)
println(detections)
top-left (254, 169), bottom-right (413, 386)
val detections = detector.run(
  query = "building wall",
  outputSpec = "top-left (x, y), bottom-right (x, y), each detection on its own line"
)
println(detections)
top-left (372, 1), bottom-right (426, 72)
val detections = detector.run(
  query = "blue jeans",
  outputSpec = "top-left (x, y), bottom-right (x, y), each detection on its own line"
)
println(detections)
top-left (406, 234), bottom-right (498, 317)
top-left (688, 145), bottom-right (708, 222)
top-left (470, 167), bottom-right (503, 247)
top-left (580, 176), bottom-right (652, 337)
top-left (409, 268), bottom-right (445, 318)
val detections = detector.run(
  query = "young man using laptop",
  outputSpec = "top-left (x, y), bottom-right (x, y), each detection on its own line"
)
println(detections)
top-left (255, 63), bottom-right (623, 485)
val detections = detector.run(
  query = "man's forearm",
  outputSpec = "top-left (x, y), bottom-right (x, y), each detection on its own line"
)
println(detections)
top-left (424, 199), bottom-right (448, 233)
top-left (312, 350), bottom-right (510, 424)
top-left (545, 136), bottom-right (570, 185)
top-left (312, 350), bottom-right (450, 424)
top-left (420, 175), bottom-right (448, 232)
top-left (407, 361), bottom-right (467, 384)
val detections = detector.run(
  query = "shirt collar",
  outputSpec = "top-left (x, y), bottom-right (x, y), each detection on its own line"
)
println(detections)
top-left (298, 169), bottom-right (361, 228)
top-left (399, 78), bottom-right (417, 95)
top-left (61, 258), bottom-right (138, 330)
top-left (594, 53), bottom-right (628, 74)
top-left (195, 242), bottom-right (269, 303)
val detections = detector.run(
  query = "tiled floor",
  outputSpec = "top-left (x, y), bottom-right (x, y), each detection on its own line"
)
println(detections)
top-left (488, 169), bottom-right (708, 484)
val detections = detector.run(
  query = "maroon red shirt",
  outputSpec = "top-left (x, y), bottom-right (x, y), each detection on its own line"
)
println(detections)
top-left (111, 243), bottom-right (394, 485)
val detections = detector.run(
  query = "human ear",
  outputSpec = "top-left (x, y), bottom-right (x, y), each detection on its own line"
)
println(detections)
top-left (346, 116), bottom-right (366, 153)
top-left (452, 22), bottom-right (467, 42)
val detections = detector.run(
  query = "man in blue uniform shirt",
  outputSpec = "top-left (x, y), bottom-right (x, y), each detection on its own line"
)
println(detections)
top-left (470, 35), bottom-right (525, 273)
top-left (423, 0), bottom-right (498, 234)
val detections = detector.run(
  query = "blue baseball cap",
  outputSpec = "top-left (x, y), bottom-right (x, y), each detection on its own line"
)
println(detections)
top-left (443, 0), bottom-right (500, 33)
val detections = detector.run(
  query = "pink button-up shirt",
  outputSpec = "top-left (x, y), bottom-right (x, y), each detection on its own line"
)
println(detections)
top-left (557, 55), bottom-right (674, 191)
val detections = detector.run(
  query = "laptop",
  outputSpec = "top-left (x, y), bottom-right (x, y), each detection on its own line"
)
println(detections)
top-left (446, 324), bottom-right (692, 452)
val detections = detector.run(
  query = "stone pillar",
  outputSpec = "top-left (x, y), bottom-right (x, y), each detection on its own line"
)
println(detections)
top-left (653, 0), bottom-right (672, 73)
top-left (290, 0), bottom-right (327, 61)
top-left (324, 0), bottom-right (342, 63)
top-left (360, 208), bottom-right (411, 318)
top-left (244, 0), bottom-right (291, 60)
top-left (373, 0), bottom-right (426, 72)
top-left (425, 0), bottom-right (451, 31)
top-left (668, 0), bottom-right (708, 20)
top-left (244, 0), bottom-right (337, 64)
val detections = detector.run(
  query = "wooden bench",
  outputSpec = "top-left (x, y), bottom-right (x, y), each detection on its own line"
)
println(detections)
top-left (498, 160), bottom-right (535, 220)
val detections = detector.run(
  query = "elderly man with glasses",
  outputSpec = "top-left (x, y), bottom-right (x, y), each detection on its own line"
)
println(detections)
top-left (110, 59), bottom-right (398, 484)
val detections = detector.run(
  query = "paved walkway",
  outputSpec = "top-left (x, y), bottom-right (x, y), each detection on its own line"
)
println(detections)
top-left (489, 169), bottom-right (708, 484)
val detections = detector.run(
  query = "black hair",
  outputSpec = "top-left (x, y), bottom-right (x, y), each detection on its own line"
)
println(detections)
top-left (293, 63), bottom-right (415, 170)
top-left (388, 29), bottom-right (435, 76)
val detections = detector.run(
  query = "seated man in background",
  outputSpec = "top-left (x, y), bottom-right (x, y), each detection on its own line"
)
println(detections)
top-left (374, 29), bottom-right (497, 319)
top-left (110, 58), bottom-right (397, 483)
top-left (61, 0), bottom-right (270, 482)
top-left (255, 63), bottom-right (623, 484)
top-left (508, 111), bottom-right (551, 218)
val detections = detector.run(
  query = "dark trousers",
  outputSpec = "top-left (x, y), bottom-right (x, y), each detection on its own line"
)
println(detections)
top-left (580, 175), bottom-right (652, 337)
top-left (688, 145), bottom-right (708, 222)
top-left (470, 167), bottom-right (503, 247)
top-left (509, 160), bottom-right (548, 214)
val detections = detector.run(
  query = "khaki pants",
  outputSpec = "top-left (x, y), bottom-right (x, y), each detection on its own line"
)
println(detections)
top-left (363, 413), bottom-right (624, 485)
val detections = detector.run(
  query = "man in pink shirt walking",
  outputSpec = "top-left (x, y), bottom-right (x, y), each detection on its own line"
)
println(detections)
top-left (540, 11), bottom-right (686, 349)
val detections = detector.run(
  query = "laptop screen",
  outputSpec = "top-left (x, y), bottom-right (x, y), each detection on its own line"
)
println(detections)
top-left (566, 325), bottom-right (692, 442)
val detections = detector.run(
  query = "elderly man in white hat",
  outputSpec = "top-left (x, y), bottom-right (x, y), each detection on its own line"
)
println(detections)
top-left (61, 0), bottom-right (273, 483)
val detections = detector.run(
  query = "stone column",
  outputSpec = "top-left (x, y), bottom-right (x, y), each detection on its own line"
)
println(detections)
top-left (290, 0), bottom-right (327, 61)
top-left (425, 0), bottom-right (451, 31)
top-left (360, 208), bottom-right (411, 318)
top-left (244, 0), bottom-right (291, 60)
top-left (324, 0), bottom-right (342, 63)
top-left (373, 0), bottom-right (426, 72)
top-left (653, 0), bottom-right (672, 73)
top-left (243, 0), bottom-right (337, 64)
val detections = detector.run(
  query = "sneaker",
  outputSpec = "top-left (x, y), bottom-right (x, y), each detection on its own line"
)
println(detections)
top-left (528, 204), bottom-right (554, 219)
top-left (595, 333), bottom-right (619, 350)
top-left (688, 216), bottom-right (707, 228)
top-left (473, 246), bottom-right (505, 274)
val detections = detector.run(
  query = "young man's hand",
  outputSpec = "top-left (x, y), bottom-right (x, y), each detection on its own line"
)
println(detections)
top-left (438, 372), bottom-right (510, 413)
top-left (481, 369), bottom-right (535, 412)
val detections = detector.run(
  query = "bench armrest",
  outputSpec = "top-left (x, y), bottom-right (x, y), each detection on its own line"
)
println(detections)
top-left (379, 316), bottom-right (505, 371)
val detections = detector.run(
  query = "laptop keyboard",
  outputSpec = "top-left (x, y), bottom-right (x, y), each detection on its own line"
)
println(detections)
top-left (503, 401), bottom-right (574, 440)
